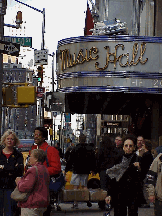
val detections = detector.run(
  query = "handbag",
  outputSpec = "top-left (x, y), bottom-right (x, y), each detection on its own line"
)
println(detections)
top-left (11, 166), bottom-right (38, 202)
top-left (49, 172), bottom-right (66, 193)
top-left (45, 146), bottom-right (66, 193)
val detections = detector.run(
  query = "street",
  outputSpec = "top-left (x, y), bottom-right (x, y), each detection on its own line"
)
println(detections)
top-left (51, 202), bottom-right (154, 216)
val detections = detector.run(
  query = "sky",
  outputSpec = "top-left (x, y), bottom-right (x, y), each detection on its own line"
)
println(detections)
top-left (5, 0), bottom-right (89, 53)
top-left (4, 0), bottom-right (90, 133)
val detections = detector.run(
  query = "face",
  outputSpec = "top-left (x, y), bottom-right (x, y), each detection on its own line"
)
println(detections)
top-left (137, 136), bottom-right (144, 149)
top-left (4, 134), bottom-right (15, 148)
top-left (115, 136), bottom-right (122, 148)
top-left (123, 139), bottom-right (135, 154)
top-left (34, 130), bottom-right (44, 146)
top-left (29, 153), bottom-right (37, 165)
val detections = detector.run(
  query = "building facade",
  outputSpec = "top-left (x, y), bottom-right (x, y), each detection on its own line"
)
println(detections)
top-left (2, 63), bottom-right (37, 139)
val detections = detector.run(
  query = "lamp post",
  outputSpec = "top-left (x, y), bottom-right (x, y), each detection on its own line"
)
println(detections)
top-left (14, 0), bottom-right (45, 49)
top-left (48, 52), bottom-right (55, 145)
top-left (14, 0), bottom-right (46, 127)
top-left (48, 52), bottom-right (55, 92)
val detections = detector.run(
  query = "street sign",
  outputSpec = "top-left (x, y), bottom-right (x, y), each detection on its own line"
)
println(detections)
top-left (65, 113), bottom-right (71, 122)
top-left (3, 36), bottom-right (32, 47)
top-left (0, 40), bottom-right (20, 56)
top-left (36, 86), bottom-right (45, 98)
top-left (34, 49), bottom-right (48, 65)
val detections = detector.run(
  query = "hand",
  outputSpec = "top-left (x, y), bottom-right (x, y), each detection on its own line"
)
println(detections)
top-left (105, 196), bottom-right (111, 204)
top-left (133, 162), bottom-right (140, 169)
top-left (0, 165), bottom-right (4, 169)
top-left (148, 195), bottom-right (155, 203)
top-left (15, 177), bottom-right (21, 185)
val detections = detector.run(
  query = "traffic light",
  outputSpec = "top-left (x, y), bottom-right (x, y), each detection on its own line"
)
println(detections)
top-left (2, 87), bottom-right (14, 106)
top-left (17, 86), bottom-right (36, 104)
top-left (37, 65), bottom-right (43, 82)
top-left (16, 11), bottom-right (23, 24)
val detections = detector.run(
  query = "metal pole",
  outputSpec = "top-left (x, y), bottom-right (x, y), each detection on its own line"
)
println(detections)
top-left (14, 0), bottom-right (45, 127)
top-left (60, 112), bottom-right (63, 150)
top-left (52, 52), bottom-right (55, 92)
top-left (54, 115), bottom-right (55, 145)
top-left (41, 8), bottom-right (45, 50)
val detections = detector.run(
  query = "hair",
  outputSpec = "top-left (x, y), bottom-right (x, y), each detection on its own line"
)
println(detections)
top-left (1, 129), bottom-right (20, 147)
top-left (98, 135), bottom-right (114, 158)
top-left (31, 149), bottom-right (47, 163)
top-left (79, 134), bottom-right (86, 143)
top-left (144, 139), bottom-right (152, 151)
top-left (34, 127), bottom-right (48, 140)
top-left (123, 134), bottom-right (137, 146)
top-left (115, 135), bottom-right (122, 139)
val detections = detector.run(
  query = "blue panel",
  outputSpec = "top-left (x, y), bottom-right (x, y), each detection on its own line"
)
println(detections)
top-left (57, 71), bottom-right (162, 80)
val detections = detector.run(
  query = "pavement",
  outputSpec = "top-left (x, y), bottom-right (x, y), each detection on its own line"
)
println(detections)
top-left (50, 202), bottom-right (155, 216)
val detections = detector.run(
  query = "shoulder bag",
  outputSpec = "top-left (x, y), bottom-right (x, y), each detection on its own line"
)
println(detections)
top-left (11, 166), bottom-right (38, 202)
top-left (45, 146), bottom-right (66, 193)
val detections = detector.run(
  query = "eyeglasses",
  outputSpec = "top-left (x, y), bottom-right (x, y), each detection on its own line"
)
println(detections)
top-left (124, 144), bottom-right (134, 148)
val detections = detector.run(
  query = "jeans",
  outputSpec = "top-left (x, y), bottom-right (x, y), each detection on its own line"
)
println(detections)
top-left (0, 189), bottom-right (17, 216)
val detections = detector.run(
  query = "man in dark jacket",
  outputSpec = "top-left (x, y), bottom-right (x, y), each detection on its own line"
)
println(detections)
top-left (67, 134), bottom-right (96, 208)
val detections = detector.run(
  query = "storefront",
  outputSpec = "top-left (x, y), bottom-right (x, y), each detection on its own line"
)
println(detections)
top-left (56, 35), bottom-right (162, 141)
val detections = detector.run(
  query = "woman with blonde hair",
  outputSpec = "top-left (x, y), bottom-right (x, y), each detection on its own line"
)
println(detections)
top-left (0, 129), bottom-right (24, 216)
top-left (15, 149), bottom-right (50, 216)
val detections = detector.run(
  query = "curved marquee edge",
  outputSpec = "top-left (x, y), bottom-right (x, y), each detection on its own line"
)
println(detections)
top-left (57, 71), bottom-right (162, 80)
top-left (57, 86), bottom-right (162, 94)
top-left (57, 35), bottom-right (162, 48)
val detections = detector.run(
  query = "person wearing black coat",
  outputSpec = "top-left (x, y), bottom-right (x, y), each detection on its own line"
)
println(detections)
top-left (139, 139), bottom-right (154, 207)
top-left (105, 136), bottom-right (142, 216)
top-left (0, 129), bottom-right (24, 216)
top-left (66, 134), bottom-right (96, 209)
top-left (68, 141), bottom-right (96, 175)
top-left (140, 139), bottom-right (154, 181)
top-left (96, 135), bottom-right (123, 209)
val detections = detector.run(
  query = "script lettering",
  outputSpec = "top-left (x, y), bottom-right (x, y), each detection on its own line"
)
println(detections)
top-left (60, 47), bottom-right (99, 71)
top-left (59, 43), bottom-right (148, 71)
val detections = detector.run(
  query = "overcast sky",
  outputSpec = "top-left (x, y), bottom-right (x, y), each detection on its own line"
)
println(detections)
top-left (5, 0), bottom-right (88, 53)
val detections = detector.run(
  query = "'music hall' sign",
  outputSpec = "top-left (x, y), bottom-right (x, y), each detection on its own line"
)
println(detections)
top-left (56, 36), bottom-right (162, 94)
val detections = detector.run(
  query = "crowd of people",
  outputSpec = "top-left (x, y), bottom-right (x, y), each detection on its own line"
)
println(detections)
top-left (1, 126), bottom-right (162, 216)
top-left (65, 133), bottom-right (161, 216)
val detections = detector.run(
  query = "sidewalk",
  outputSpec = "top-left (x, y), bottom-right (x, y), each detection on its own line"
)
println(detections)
top-left (50, 203), bottom-right (155, 216)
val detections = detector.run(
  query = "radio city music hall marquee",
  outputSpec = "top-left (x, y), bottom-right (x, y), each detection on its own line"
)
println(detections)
top-left (57, 36), bottom-right (162, 93)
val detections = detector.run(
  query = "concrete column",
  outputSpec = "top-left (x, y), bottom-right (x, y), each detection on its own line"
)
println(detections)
top-left (155, 0), bottom-right (162, 36)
